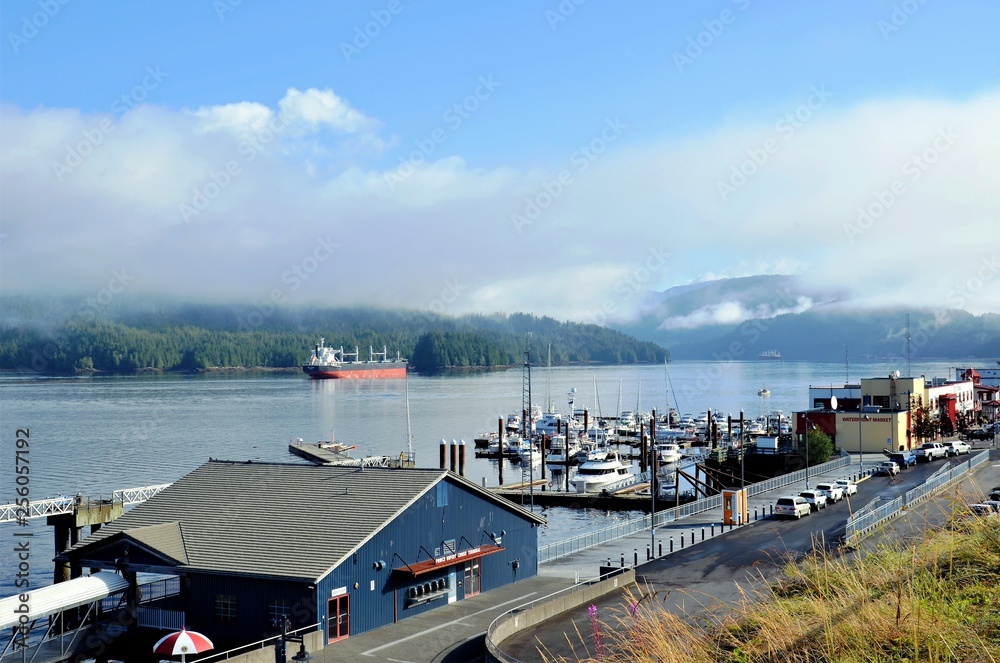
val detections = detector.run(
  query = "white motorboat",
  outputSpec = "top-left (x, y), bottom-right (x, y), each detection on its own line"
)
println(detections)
top-left (570, 452), bottom-right (635, 493)
top-left (655, 442), bottom-right (683, 464)
top-left (487, 434), bottom-right (528, 455)
top-left (545, 434), bottom-right (581, 465)
top-left (518, 443), bottom-right (542, 465)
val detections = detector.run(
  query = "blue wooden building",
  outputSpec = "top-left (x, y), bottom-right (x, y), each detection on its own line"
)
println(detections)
top-left (61, 460), bottom-right (544, 651)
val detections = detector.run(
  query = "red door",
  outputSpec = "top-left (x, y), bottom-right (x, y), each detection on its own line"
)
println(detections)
top-left (327, 595), bottom-right (350, 643)
top-left (463, 559), bottom-right (481, 597)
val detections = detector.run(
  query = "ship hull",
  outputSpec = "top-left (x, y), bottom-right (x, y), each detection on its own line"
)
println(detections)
top-left (302, 363), bottom-right (407, 379)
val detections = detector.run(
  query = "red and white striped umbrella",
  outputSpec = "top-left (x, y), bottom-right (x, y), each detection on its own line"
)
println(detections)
top-left (153, 627), bottom-right (214, 662)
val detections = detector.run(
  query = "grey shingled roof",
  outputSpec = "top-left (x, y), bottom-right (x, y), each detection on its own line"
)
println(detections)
top-left (66, 461), bottom-right (542, 582)
top-left (124, 522), bottom-right (188, 564)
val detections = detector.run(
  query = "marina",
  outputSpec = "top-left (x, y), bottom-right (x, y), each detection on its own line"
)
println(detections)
top-left (0, 358), bottom-right (977, 601)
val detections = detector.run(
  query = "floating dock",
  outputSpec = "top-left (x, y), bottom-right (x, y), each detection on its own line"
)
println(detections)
top-left (289, 441), bottom-right (415, 468)
top-left (490, 482), bottom-right (696, 512)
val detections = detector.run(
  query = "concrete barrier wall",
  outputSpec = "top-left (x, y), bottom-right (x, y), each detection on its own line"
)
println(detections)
top-left (201, 630), bottom-right (324, 663)
top-left (486, 570), bottom-right (635, 663)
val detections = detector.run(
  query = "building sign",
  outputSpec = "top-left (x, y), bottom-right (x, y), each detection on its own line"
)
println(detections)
top-left (434, 547), bottom-right (481, 565)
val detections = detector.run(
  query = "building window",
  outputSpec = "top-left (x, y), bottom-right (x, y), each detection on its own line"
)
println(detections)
top-left (436, 482), bottom-right (449, 507)
top-left (214, 594), bottom-right (236, 624)
top-left (268, 599), bottom-right (290, 625)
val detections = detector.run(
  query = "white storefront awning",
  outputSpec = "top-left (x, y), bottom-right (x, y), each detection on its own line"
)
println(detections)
top-left (0, 571), bottom-right (129, 630)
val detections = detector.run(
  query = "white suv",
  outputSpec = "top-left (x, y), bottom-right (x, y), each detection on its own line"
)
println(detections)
top-left (775, 495), bottom-right (811, 519)
top-left (834, 479), bottom-right (858, 496)
top-left (814, 482), bottom-right (845, 503)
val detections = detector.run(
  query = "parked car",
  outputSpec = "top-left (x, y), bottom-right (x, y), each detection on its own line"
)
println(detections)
top-left (814, 482), bottom-right (845, 503)
top-left (965, 428), bottom-right (993, 441)
top-left (798, 490), bottom-right (828, 511)
top-left (875, 461), bottom-right (900, 476)
top-left (834, 479), bottom-right (858, 496)
top-left (889, 451), bottom-right (917, 468)
top-left (775, 495), bottom-right (811, 519)
top-left (968, 501), bottom-right (1000, 517)
top-left (914, 442), bottom-right (948, 462)
top-left (943, 440), bottom-right (971, 456)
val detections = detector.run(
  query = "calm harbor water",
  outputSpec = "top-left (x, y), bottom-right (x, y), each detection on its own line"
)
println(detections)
top-left (0, 358), bottom-right (966, 595)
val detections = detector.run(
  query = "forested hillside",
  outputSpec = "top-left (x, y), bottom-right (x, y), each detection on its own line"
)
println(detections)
top-left (0, 299), bottom-right (668, 374)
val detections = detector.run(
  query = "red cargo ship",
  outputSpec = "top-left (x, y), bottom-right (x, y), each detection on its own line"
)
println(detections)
top-left (302, 339), bottom-right (407, 379)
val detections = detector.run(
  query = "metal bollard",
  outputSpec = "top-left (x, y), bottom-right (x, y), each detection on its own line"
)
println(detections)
top-left (754, 507), bottom-right (758, 521)
top-left (620, 554), bottom-right (625, 568)
top-left (770, 503), bottom-right (774, 515)
top-left (670, 537), bottom-right (674, 553)
top-left (634, 548), bottom-right (638, 566)
top-left (658, 541), bottom-right (662, 557)
top-left (646, 545), bottom-right (651, 561)
top-left (711, 523), bottom-right (715, 537)
top-left (701, 527), bottom-right (705, 541)
top-left (680, 536), bottom-right (684, 549)
top-left (690, 531), bottom-right (695, 545)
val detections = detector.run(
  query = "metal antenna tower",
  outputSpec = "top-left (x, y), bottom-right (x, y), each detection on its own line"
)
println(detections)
top-left (522, 334), bottom-right (532, 438)
top-left (905, 313), bottom-right (911, 377)
top-left (522, 334), bottom-right (533, 510)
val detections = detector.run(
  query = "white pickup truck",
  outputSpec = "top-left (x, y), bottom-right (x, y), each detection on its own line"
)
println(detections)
top-left (944, 440), bottom-right (972, 456)
top-left (914, 442), bottom-right (948, 462)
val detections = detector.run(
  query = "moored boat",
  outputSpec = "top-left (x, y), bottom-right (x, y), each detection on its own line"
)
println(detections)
top-left (570, 451), bottom-right (635, 493)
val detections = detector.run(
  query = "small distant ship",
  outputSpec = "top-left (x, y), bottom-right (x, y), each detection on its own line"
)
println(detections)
top-left (302, 338), bottom-right (407, 379)
top-left (758, 350), bottom-right (782, 361)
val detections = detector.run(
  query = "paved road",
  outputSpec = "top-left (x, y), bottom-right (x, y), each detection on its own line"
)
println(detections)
top-left (311, 448), bottom-right (997, 663)
top-left (501, 450), bottom-right (1000, 661)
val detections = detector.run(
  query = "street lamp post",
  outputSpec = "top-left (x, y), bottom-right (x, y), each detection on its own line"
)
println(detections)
top-left (804, 409), bottom-right (810, 490)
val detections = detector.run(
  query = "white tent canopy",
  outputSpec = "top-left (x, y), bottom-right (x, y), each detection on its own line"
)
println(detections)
top-left (0, 572), bottom-right (129, 630)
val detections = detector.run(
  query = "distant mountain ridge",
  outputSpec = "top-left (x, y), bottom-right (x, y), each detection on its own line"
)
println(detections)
top-left (613, 275), bottom-right (1000, 361)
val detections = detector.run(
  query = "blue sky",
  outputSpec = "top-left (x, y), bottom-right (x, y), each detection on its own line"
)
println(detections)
top-left (2, 1), bottom-right (999, 323)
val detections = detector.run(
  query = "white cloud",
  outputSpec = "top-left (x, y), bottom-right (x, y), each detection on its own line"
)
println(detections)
top-left (192, 101), bottom-right (273, 137)
top-left (1, 90), bottom-right (998, 320)
top-left (277, 88), bottom-right (376, 134)
top-left (658, 298), bottom-right (816, 330)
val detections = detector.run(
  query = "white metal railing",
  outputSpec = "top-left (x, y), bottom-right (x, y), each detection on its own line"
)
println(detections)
top-left (846, 450), bottom-right (991, 544)
top-left (188, 622), bottom-right (322, 662)
top-left (0, 484), bottom-right (172, 524)
top-left (137, 607), bottom-right (185, 631)
top-left (0, 495), bottom-right (76, 523)
top-left (537, 455), bottom-right (853, 564)
top-left (113, 483), bottom-right (172, 505)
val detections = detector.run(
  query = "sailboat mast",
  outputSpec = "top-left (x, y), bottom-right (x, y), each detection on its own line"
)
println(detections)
top-left (404, 374), bottom-right (413, 454)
